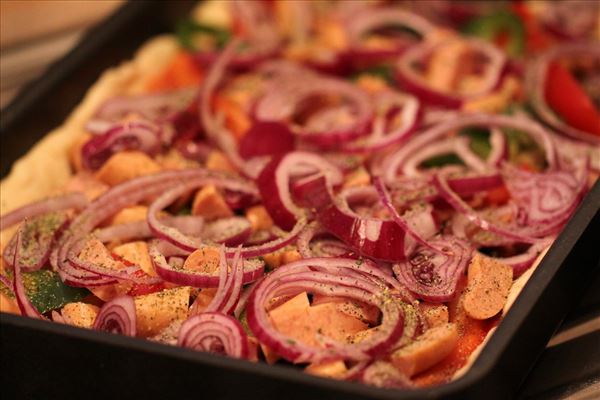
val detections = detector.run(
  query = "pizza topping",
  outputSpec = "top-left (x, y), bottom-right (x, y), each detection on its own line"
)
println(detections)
top-left (1, 0), bottom-right (597, 391)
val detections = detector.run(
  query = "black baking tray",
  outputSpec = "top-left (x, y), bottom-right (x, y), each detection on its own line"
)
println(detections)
top-left (1, 1), bottom-right (599, 399)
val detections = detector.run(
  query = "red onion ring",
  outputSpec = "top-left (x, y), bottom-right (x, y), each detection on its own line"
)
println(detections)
top-left (202, 217), bottom-right (252, 247)
top-left (300, 175), bottom-right (432, 262)
top-left (54, 169), bottom-right (217, 286)
top-left (527, 42), bottom-right (600, 144)
top-left (433, 171), bottom-right (538, 244)
top-left (392, 236), bottom-right (471, 302)
top-left (1, 192), bottom-right (88, 231)
top-left (89, 87), bottom-right (197, 129)
top-left (373, 176), bottom-right (438, 251)
top-left (149, 240), bottom-right (264, 288)
top-left (147, 175), bottom-right (257, 252)
top-left (11, 228), bottom-right (45, 319)
top-left (382, 113), bottom-right (557, 185)
top-left (177, 312), bottom-right (249, 359)
top-left (204, 246), bottom-right (244, 314)
top-left (345, 7), bottom-right (434, 66)
top-left (93, 295), bottom-right (137, 337)
top-left (480, 238), bottom-right (553, 277)
top-left (257, 151), bottom-right (343, 230)
top-left (395, 38), bottom-right (507, 109)
top-left (342, 91), bottom-right (421, 153)
top-left (254, 75), bottom-right (373, 148)
top-left (81, 120), bottom-right (162, 170)
top-left (93, 216), bottom-right (205, 243)
top-left (246, 257), bottom-right (407, 363)
top-left (296, 222), bottom-right (354, 259)
top-left (502, 161), bottom-right (588, 237)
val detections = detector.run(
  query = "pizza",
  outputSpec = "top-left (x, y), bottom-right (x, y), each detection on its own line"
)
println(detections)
top-left (1, 0), bottom-right (598, 389)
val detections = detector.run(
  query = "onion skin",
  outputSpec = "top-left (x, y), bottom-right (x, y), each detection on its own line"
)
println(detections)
top-left (93, 295), bottom-right (137, 337)
top-left (178, 312), bottom-right (249, 359)
top-left (300, 175), bottom-right (421, 262)
top-left (238, 120), bottom-right (295, 160)
top-left (393, 236), bottom-right (472, 302)
top-left (394, 38), bottom-right (507, 109)
top-left (256, 152), bottom-right (343, 231)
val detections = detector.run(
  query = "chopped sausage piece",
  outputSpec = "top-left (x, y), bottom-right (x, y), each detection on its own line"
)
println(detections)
top-left (191, 185), bottom-right (233, 219)
top-left (463, 254), bottom-right (513, 320)
top-left (390, 323), bottom-right (459, 377)
top-left (245, 205), bottom-right (274, 231)
top-left (134, 286), bottom-right (190, 337)
top-left (183, 246), bottom-right (220, 273)
top-left (419, 303), bottom-right (449, 328)
top-left (305, 361), bottom-right (348, 379)
top-left (95, 151), bottom-right (161, 186)
top-left (113, 241), bottom-right (156, 277)
top-left (108, 205), bottom-right (149, 226)
top-left (61, 302), bottom-right (100, 329)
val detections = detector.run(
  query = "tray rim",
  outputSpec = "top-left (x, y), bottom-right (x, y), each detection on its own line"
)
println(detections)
top-left (1, 1), bottom-right (599, 398)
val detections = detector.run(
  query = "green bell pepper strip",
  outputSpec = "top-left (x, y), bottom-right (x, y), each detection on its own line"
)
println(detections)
top-left (462, 11), bottom-right (525, 57)
top-left (176, 19), bottom-right (231, 51)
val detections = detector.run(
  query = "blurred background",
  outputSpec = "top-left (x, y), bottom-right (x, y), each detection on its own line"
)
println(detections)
top-left (0, 0), bottom-right (122, 108)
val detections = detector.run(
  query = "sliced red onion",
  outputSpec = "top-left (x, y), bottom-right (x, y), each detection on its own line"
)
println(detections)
top-left (54, 169), bottom-right (219, 286)
top-left (238, 120), bottom-right (295, 160)
top-left (93, 295), bottom-right (137, 337)
top-left (345, 7), bottom-right (434, 66)
top-left (147, 174), bottom-right (257, 252)
top-left (246, 257), bottom-right (407, 363)
top-left (93, 216), bottom-right (204, 243)
top-left (361, 361), bottom-right (413, 388)
top-left (346, 8), bottom-right (434, 42)
top-left (257, 151), bottom-right (343, 230)
top-left (296, 223), bottom-right (354, 259)
top-left (11, 229), bottom-right (45, 319)
top-left (90, 87), bottom-right (197, 127)
top-left (300, 176), bottom-right (432, 262)
top-left (149, 240), bottom-right (264, 288)
top-left (202, 217), bottom-right (252, 246)
top-left (177, 312), bottom-right (249, 359)
top-left (254, 76), bottom-right (373, 148)
top-left (373, 177), bottom-right (438, 251)
top-left (3, 212), bottom-right (69, 272)
top-left (482, 238), bottom-right (553, 277)
top-left (487, 128), bottom-right (508, 166)
top-left (392, 236), bottom-right (471, 302)
top-left (205, 246), bottom-right (244, 314)
top-left (382, 113), bottom-right (557, 185)
top-left (81, 121), bottom-right (162, 170)
top-left (395, 38), bottom-right (507, 109)
top-left (200, 39), bottom-right (265, 178)
top-left (433, 172), bottom-right (538, 244)
top-left (527, 42), bottom-right (600, 144)
top-left (540, 1), bottom-right (599, 40)
top-left (343, 92), bottom-right (421, 153)
top-left (1, 192), bottom-right (88, 231)
top-left (502, 161), bottom-right (588, 237)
